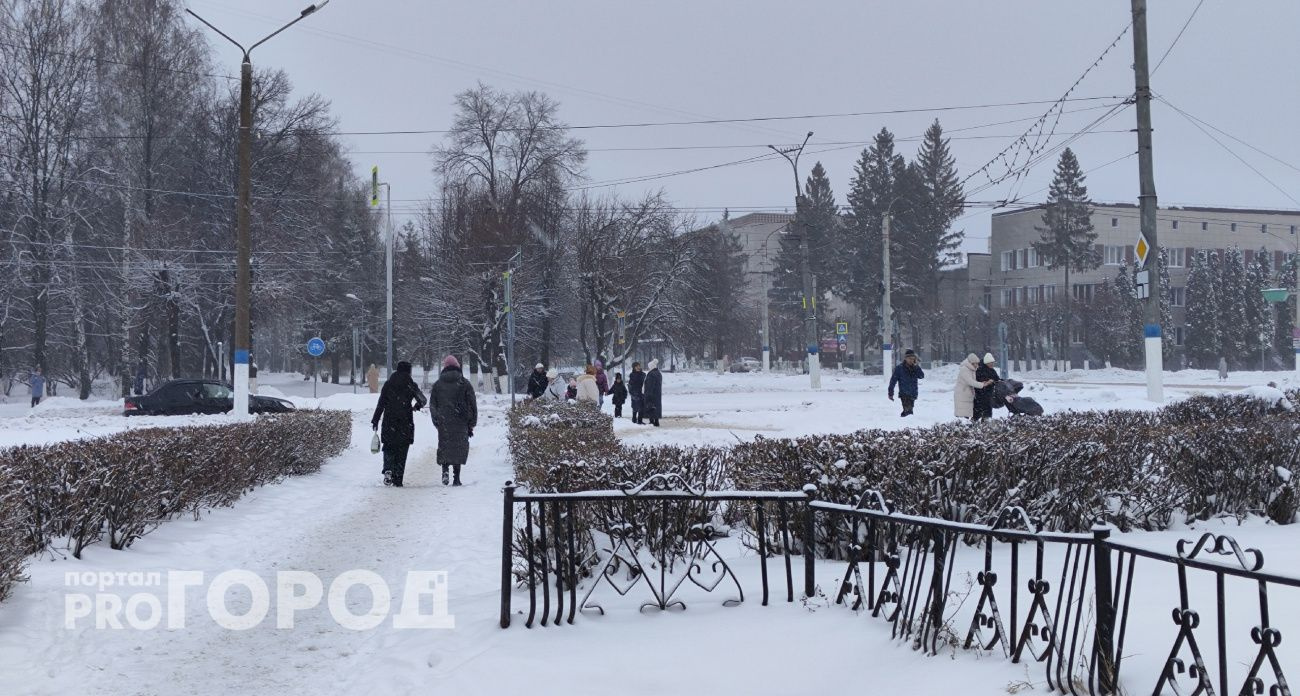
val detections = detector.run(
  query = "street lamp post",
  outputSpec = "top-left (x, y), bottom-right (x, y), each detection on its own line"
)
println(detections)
top-left (186, 1), bottom-right (330, 420)
top-left (768, 132), bottom-right (819, 390)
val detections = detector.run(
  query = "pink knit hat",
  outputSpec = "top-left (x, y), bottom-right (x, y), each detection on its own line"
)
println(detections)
top-left (442, 355), bottom-right (460, 369)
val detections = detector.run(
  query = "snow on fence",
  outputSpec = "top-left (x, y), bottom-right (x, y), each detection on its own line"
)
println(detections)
top-left (498, 476), bottom-right (1299, 696)
top-left (0, 410), bottom-right (351, 603)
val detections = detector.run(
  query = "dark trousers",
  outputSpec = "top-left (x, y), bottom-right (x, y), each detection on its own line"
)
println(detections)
top-left (614, 402), bottom-right (624, 417)
top-left (973, 401), bottom-right (993, 421)
top-left (630, 395), bottom-right (643, 422)
top-left (383, 444), bottom-right (410, 485)
top-left (31, 396), bottom-right (40, 408)
top-left (899, 395), bottom-right (915, 414)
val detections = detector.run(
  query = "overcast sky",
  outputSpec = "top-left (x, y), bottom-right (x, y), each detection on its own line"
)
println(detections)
top-left (186, 0), bottom-right (1300, 253)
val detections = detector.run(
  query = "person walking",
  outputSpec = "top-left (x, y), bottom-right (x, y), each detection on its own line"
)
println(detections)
top-left (593, 360), bottom-right (609, 408)
top-left (29, 367), bottom-right (45, 408)
top-left (627, 362), bottom-right (646, 423)
top-left (643, 359), bottom-right (663, 427)
top-left (954, 353), bottom-right (992, 421)
top-left (366, 363), bottom-right (380, 393)
top-left (526, 363), bottom-right (548, 399)
top-left (543, 368), bottom-right (565, 401)
top-left (371, 361), bottom-right (426, 487)
top-left (133, 362), bottom-right (147, 396)
top-left (575, 365), bottom-right (600, 405)
top-left (609, 372), bottom-right (628, 417)
top-left (429, 355), bottom-right (477, 486)
top-left (1217, 356), bottom-right (1228, 381)
top-left (973, 353), bottom-right (1001, 421)
top-left (886, 349), bottom-right (925, 417)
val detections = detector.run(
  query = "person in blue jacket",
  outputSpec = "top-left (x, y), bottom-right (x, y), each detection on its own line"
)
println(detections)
top-left (886, 349), bottom-right (925, 417)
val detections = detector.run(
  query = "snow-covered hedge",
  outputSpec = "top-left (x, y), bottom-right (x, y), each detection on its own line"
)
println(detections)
top-left (0, 410), bottom-right (350, 602)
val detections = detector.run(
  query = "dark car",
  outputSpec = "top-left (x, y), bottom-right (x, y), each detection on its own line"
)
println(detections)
top-left (124, 379), bottom-right (295, 416)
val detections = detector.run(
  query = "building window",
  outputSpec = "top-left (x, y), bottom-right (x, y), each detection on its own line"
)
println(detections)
top-left (1001, 250), bottom-right (1014, 271)
top-left (1170, 286), bottom-right (1186, 307)
top-left (1292, 225), bottom-right (1297, 235)
top-left (1103, 245), bottom-right (1124, 266)
top-left (1171, 220), bottom-right (1179, 230)
top-left (1111, 217), bottom-right (1118, 227)
top-left (1001, 288), bottom-right (1014, 308)
top-left (1168, 248), bottom-right (1185, 268)
top-left (1072, 284), bottom-right (1095, 303)
top-left (1231, 223), bottom-right (1237, 232)
top-left (1044, 285), bottom-right (1056, 302)
top-left (1261, 224), bottom-right (1268, 234)
top-left (1201, 222), bottom-right (1208, 231)
top-left (1174, 326), bottom-right (1185, 346)
top-left (1017, 248), bottom-right (1028, 269)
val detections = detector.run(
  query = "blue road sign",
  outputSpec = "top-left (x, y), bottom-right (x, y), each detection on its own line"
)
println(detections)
top-left (307, 337), bottom-right (326, 357)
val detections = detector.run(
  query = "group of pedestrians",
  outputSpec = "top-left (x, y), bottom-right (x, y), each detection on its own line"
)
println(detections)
top-left (888, 350), bottom-right (1002, 422)
top-left (524, 358), bottom-right (663, 426)
top-left (371, 356), bottom-right (477, 488)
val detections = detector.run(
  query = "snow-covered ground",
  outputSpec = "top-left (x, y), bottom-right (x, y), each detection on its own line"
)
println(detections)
top-left (0, 368), bottom-right (1296, 695)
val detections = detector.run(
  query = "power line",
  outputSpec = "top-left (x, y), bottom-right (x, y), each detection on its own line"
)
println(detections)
top-left (1155, 96), bottom-right (1300, 174)
top-left (1151, 0), bottom-right (1205, 75)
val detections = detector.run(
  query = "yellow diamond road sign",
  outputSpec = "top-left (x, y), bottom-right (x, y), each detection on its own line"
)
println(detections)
top-left (1134, 234), bottom-right (1150, 267)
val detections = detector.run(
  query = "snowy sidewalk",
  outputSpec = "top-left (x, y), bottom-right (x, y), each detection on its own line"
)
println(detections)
top-left (0, 398), bottom-right (1051, 695)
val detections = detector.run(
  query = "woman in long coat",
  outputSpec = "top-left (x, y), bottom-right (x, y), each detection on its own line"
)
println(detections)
top-left (371, 361), bottom-right (426, 487)
top-left (429, 355), bottom-right (477, 486)
top-left (953, 353), bottom-right (990, 421)
top-left (642, 359), bottom-right (663, 427)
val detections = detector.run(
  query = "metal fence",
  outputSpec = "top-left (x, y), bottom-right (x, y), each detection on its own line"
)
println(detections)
top-left (499, 478), bottom-right (1298, 696)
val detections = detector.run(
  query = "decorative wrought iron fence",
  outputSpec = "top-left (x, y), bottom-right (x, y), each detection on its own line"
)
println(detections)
top-left (499, 478), bottom-right (1299, 696)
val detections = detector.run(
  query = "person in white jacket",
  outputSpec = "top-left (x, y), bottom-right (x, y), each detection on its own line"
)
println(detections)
top-left (953, 353), bottom-right (992, 420)
top-left (543, 368), bottom-right (566, 401)
top-left (575, 365), bottom-right (601, 404)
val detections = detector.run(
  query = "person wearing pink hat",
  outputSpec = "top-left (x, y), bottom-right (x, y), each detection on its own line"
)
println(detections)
top-left (429, 354), bottom-right (477, 485)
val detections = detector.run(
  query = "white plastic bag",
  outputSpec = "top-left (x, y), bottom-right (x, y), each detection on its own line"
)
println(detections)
top-left (370, 431), bottom-right (381, 454)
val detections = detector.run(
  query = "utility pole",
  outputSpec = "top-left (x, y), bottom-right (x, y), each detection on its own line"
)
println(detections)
top-left (504, 247), bottom-right (521, 407)
top-left (881, 213), bottom-right (893, 386)
top-left (760, 272), bottom-right (771, 372)
top-left (1131, 0), bottom-right (1163, 402)
top-left (372, 166), bottom-right (393, 378)
top-left (186, 1), bottom-right (330, 421)
top-left (768, 132), bottom-right (820, 390)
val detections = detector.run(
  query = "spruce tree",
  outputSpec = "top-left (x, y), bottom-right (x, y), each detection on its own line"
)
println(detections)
top-left (1032, 148), bottom-right (1098, 359)
top-left (1158, 247), bottom-right (1175, 362)
top-left (909, 119), bottom-right (966, 318)
top-left (1183, 249), bottom-right (1221, 367)
top-left (1276, 253), bottom-right (1297, 369)
top-left (772, 161), bottom-right (838, 341)
top-left (1218, 247), bottom-right (1248, 367)
top-left (1243, 248), bottom-right (1273, 368)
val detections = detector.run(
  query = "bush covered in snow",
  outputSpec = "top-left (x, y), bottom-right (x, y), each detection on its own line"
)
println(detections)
top-left (0, 410), bottom-right (350, 602)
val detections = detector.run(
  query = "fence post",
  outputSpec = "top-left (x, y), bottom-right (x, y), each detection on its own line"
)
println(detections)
top-left (500, 481), bottom-right (516, 629)
top-left (1092, 523), bottom-right (1116, 694)
top-left (802, 485), bottom-right (817, 598)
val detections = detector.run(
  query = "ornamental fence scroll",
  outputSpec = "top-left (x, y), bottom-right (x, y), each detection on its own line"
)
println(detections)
top-left (499, 479), bottom-right (1299, 696)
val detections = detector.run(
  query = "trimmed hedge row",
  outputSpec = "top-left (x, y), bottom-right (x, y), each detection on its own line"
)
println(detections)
top-left (509, 392), bottom-right (1300, 538)
top-left (0, 410), bottom-right (351, 602)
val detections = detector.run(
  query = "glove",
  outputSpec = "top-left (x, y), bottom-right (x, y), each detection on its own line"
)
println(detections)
top-left (467, 426), bottom-right (474, 438)
top-left (887, 393), bottom-right (894, 401)
top-left (372, 422), bottom-right (378, 431)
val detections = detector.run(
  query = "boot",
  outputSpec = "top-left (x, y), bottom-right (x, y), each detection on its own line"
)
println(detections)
top-left (441, 467), bottom-right (450, 486)
top-left (383, 470), bottom-right (394, 487)
top-left (452, 465), bottom-right (463, 486)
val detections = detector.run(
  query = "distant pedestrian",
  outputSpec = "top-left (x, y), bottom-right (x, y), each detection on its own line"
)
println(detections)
top-left (974, 353), bottom-right (1001, 421)
top-left (29, 367), bottom-right (45, 408)
top-left (527, 363), bottom-right (548, 399)
top-left (543, 368), bottom-right (565, 401)
top-left (576, 365), bottom-right (600, 404)
top-left (367, 364), bottom-right (380, 393)
top-left (643, 359), bottom-right (663, 427)
top-left (133, 362), bottom-right (147, 396)
top-left (609, 372), bottom-right (628, 417)
top-left (593, 360), bottom-right (609, 408)
top-left (429, 355), bottom-right (477, 486)
top-left (1217, 356), bottom-right (1228, 381)
top-left (887, 349), bottom-right (925, 417)
top-left (628, 362), bottom-right (646, 424)
top-left (371, 361), bottom-right (427, 487)
top-left (954, 353), bottom-right (992, 421)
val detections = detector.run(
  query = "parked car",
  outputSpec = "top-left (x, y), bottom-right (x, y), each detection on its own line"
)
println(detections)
top-left (124, 379), bottom-right (295, 416)
top-left (729, 356), bottom-right (762, 373)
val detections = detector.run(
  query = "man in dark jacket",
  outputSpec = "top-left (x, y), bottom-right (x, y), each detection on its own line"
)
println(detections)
top-left (973, 353), bottom-right (1000, 421)
top-left (642, 359), bottom-right (663, 427)
top-left (887, 349), bottom-right (925, 417)
top-left (526, 363), bottom-right (548, 399)
top-left (371, 361), bottom-right (426, 487)
top-left (429, 355), bottom-right (477, 486)
top-left (627, 362), bottom-right (646, 424)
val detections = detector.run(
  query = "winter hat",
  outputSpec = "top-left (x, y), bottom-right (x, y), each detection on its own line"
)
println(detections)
top-left (982, 353), bottom-right (995, 364)
top-left (904, 349), bottom-right (917, 357)
top-left (965, 353), bottom-right (979, 365)
top-left (593, 359), bottom-right (604, 370)
top-left (442, 355), bottom-right (460, 370)
top-left (648, 359), bottom-right (659, 370)
top-left (535, 363), bottom-right (544, 370)
top-left (546, 368), bottom-right (558, 379)
top-left (396, 361), bottom-right (413, 373)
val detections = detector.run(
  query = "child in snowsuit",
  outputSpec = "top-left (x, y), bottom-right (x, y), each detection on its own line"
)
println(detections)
top-left (609, 372), bottom-right (628, 417)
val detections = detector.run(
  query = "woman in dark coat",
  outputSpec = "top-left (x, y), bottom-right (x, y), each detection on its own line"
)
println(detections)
top-left (627, 362), bottom-right (645, 424)
top-left (371, 361), bottom-right (426, 487)
top-left (642, 359), bottom-right (663, 427)
top-left (973, 352), bottom-right (1000, 421)
top-left (429, 355), bottom-right (477, 486)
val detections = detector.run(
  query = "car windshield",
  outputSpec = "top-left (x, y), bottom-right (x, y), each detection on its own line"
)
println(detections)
top-left (202, 383), bottom-right (232, 399)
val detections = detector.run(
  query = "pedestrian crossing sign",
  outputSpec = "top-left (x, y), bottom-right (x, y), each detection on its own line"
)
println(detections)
top-left (835, 322), bottom-right (848, 335)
